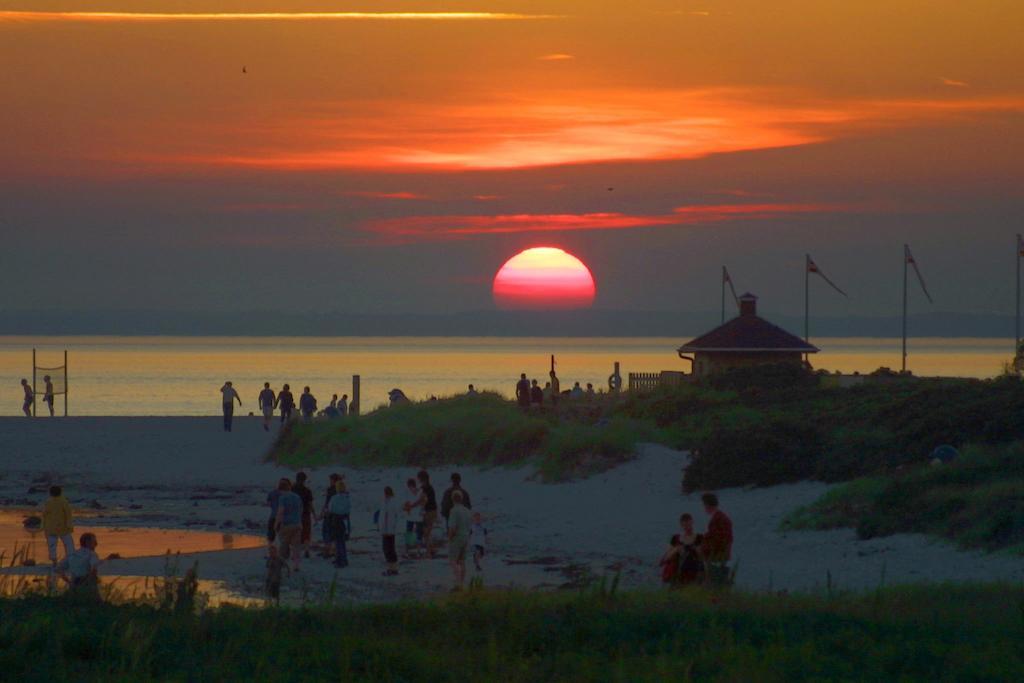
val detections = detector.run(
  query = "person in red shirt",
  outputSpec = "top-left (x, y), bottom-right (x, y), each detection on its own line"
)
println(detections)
top-left (701, 492), bottom-right (733, 564)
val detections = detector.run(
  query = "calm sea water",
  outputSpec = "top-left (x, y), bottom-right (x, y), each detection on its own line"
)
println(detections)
top-left (0, 336), bottom-right (1015, 416)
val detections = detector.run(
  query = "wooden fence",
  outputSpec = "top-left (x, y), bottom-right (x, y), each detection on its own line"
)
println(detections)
top-left (628, 371), bottom-right (689, 392)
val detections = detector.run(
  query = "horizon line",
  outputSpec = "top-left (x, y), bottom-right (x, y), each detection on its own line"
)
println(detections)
top-left (0, 11), bottom-right (562, 23)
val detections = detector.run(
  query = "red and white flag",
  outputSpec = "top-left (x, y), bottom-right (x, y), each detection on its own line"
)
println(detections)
top-left (904, 244), bottom-right (933, 303)
top-left (806, 254), bottom-right (847, 297)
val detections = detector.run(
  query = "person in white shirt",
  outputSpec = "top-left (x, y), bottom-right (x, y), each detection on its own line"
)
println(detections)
top-left (58, 532), bottom-right (102, 598)
top-left (469, 512), bottom-right (488, 572)
top-left (220, 381), bottom-right (242, 432)
top-left (380, 486), bottom-right (399, 576)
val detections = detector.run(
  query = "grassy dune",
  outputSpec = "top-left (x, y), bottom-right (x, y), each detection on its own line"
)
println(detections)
top-left (269, 392), bottom-right (658, 481)
top-left (784, 442), bottom-right (1024, 553)
top-left (1, 585), bottom-right (1022, 681)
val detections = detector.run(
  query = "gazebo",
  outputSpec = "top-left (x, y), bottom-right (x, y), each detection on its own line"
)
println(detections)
top-left (677, 293), bottom-right (818, 377)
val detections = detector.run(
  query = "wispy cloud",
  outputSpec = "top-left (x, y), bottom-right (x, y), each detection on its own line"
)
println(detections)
top-left (343, 191), bottom-right (429, 201)
top-left (539, 53), bottom-right (575, 61)
top-left (0, 11), bottom-right (558, 23)
top-left (83, 89), bottom-right (1024, 174)
top-left (940, 77), bottom-right (970, 88)
top-left (363, 203), bottom-right (838, 242)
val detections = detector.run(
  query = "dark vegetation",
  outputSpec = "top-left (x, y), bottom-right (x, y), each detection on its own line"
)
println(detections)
top-left (2, 585), bottom-right (1022, 681)
top-left (270, 368), bottom-right (1024, 494)
top-left (270, 392), bottom-right (658, 481)
top-left (614, 367), bottom-right (1024, 492)
top-left (784, 442), bottom-right (1024, 552)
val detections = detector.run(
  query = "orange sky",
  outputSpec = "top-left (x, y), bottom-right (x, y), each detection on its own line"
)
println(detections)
top-left (1, 1), bottom-right (1023, 315)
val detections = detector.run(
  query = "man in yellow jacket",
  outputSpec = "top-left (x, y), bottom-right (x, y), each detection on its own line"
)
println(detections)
top-left (43, 485), bottom-right (74, 564)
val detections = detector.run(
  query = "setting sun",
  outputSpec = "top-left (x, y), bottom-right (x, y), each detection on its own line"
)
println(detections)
top-left (492, 247), bottom-right (596, 310)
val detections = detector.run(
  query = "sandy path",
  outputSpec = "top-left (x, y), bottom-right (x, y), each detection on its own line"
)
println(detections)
top-left (1, 417), bottom-right (1021, 604)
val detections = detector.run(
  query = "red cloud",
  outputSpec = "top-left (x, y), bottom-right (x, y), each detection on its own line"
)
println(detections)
top-left (364, 203), bottom-right (838, 242)
top-left (343, 191), bottom-right (429, 200)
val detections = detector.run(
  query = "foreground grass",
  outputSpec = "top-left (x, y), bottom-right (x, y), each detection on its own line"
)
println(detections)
top-left (784, 442), bottom-right (1024, 552)
top-left (270, 392), bottom-right (658, 481)
top-left (1, 585), bottom-right (1022, 681)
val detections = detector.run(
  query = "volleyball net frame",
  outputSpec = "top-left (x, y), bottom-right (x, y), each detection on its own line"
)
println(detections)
top-left (33, 348), bottom-right (68, 416)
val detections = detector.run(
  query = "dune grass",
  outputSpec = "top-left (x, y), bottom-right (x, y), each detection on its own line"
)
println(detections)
top-left (783, 442), bottom-right (1024, 552)
top-left (269, 393), bottom-right (659, 481)
top-left (0, 584), bottom-right (1021, 681)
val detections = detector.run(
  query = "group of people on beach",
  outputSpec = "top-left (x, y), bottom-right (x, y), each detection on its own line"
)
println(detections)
top-left (515, 372), bottom-right (595, 410)
top-left (659, 493), bottom-right (734, 587)
top-left (35, 486), bottom-right (102, 597)
top-left (220, 382), bottom-right (350, 432)
top-left (18, 376), bottom-right (56, 417)
top-left (263, 469), bottom-right (487, 601)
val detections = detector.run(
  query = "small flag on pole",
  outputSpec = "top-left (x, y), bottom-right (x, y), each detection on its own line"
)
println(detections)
top-left (723, 266), bottom-right (739, 306)
top-left (904, 244), bottom-right (933, 303)
top-left (806, 255), bottom-right (847, 297)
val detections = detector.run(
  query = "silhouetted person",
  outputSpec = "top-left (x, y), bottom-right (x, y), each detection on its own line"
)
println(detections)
top-left (337, 394), bottom-right (348, 416)
top-left (388, 388), bottom-right (409, 406)
top-left (258, 382), bottom-right (276, 431)
top-left (324, 394), bottom-right (340, 418)
top-left (701, 492), bottom-right (733, 586)
top-left (20, 379), bottom-right (33, 417)
top-left (570, 381), bottom-right (584, 399)
top-left (530, 379), bottom-right (543, 406)
top-left (42, 375), bottom-right (55, 416)
top-left (299, 386), bottom-right (317, 423)
top-left (220, 381), bottom-right (242, 431)
top-left (586, 383), bottom-right (596, 397)
top-left (466, 384), bottom-right (478, 396)
top-left (515, 373), bottom-right (531, 409)
top-left (549, 369), bottom-right (560, 406)
top-left (278, 384), bottom-right (295, 423)
top-left (440, 472), bottom-right (472, 530)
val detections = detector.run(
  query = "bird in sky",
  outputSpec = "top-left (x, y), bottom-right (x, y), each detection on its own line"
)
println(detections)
top-left (242, 66), bottom-right (247, 74)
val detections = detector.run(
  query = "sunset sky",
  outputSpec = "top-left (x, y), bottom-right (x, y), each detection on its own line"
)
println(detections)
top-left (2, 1), bottom-right (1022, 320)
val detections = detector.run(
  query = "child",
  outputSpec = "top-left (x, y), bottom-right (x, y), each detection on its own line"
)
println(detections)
top-left (58, 532), bottom-right (101, 599)
top-left (659, 534), bottom-right (682, 585)
top-left (42, 485), bottom-right (74, 565)
top-left (265, 545), bottom-right (288, 604)
top-left (469, 512), bottom-right (487, 572)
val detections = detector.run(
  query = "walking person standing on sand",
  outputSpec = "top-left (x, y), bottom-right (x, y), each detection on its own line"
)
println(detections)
top-left (299, 386), bottom-right (317, 423)
top-left (274, 478), bottom-right (303, 573)
top-left (20, 379), bottom-right (33, 417)
top-left (220, 381), bottom-right (242, 432)
top-left (700, 493), bottom-right (733, 586)
top-left (405, 470), bottom-right (438, 558)
top-left (292, 471), bottom-right (315, 559)
top-left (327, 478), bottom-right (351, 568)
top-left (319, 473), bottom-right (341, 553)
top-left (277, 384), bottom-right (295, 423)
top-left (447, 490), bottom-right (472, 589)
top-left (42, 375), bottom-right (55, 416)
top-left (441, 472), bottom-right (472, 531)
top-left (380, 486), bottom-right (399, 576)
top-left (515, 373), bottom-right (531, 409)
top-left (258, 383), bottom-right (276, 432)
top-left (43, 485), bottom-right (74, 566)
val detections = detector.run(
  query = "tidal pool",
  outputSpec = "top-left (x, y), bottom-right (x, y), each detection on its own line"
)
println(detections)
top-left (0, 509), bottom-right (264, 565)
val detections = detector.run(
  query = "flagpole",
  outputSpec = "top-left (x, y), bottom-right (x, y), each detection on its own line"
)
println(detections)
top-left (804, 254), bottom-right (810, 344)
top-left (721, 267), bottom-right (726, 324)
top-left (902, 245), bottom-right (908, 373)
top-left (1016, 234), bottom-right (1020, 355)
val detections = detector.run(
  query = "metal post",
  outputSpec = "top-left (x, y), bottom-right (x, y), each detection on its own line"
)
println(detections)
top-left (351, 375), bottom-right (360, 416)
top-left (902, 246), bottom-right (909, 373)
top-left (1016, 234), bottom-right (1021, 355)
top-left (32, 348), bottom-right (36, 417)
top-left (804, 254), bottom-right (810, 344)
top-left (721, 267), bottom-right (726, 324)
top-left (64, 349), bottom-right (68, 417)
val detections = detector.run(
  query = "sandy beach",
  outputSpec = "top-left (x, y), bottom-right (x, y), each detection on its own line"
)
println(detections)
top-left (1, 416), bottom-right (1021, 604)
